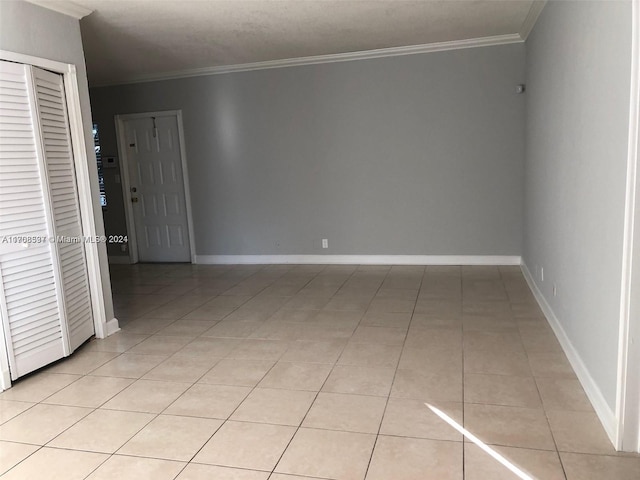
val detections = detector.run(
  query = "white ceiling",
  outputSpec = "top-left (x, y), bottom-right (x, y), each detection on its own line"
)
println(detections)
top-left (29, 0), bottom-right (542, 86)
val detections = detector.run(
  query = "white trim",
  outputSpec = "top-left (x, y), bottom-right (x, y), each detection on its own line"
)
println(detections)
top-left (0, 49), bottom-right (114, 342)
top-left (617, 0), bottom-right (640, 453)
top-left (105, 318), bottom-right (121, 336)
top-left (115, 110), bottom-right (196, 264)
top-left (195, 255), bottom-right (522, 266)
top-left (521, 263), bottom-right (617, 445)
top-left (520, 0), bottom-right (547, 41)
top-left (24, 0), bottom-right (93, 19)
top-left (93, 34), bottom-right (523, 87)
top-left (108, 255), bottom-right (131, 265)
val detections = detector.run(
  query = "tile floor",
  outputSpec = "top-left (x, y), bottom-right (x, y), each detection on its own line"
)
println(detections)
top-left (1, 263), bottom-right (639, 479)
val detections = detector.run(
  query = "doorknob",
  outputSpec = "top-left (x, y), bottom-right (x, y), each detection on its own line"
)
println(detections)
top-left (131, 197), bottom-right (139, 203)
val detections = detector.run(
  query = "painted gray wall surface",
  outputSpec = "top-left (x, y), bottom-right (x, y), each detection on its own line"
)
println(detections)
top-left (524, 0), bottom-right (632, 409)
top-left (0, 0), bottom-right (115, 321)
top-left (90, 44), bottom-right (526, 257)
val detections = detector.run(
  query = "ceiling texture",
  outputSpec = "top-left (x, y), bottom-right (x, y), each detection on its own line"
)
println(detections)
top-left (26, 0), bottom-right (544, 86)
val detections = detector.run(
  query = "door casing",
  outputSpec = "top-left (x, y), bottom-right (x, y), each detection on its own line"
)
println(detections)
top-left (115, 111), bottom-right (196, 264)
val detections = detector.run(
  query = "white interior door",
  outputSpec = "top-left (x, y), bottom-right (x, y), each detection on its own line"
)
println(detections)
top-left (0, 60), bottom-right (94, 380)
top-left (124, 115), bottom-right (191, 262)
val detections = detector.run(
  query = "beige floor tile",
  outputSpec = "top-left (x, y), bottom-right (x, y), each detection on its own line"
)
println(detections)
top-left (165, 383), bottom-right (251, 419)
top-left (359, 311), bottom-right (412, 328)
top-left (464, 348), bottom-right (532, 376)
top-left (194, 421), bottom-right (296, 471)
top-left (338, 342), bottom-right (402, 368)
top-left (282, 296), bottom-right (330, 310)
top-left (0, 403), bottom-right (91, 444)
top-left (380, 398), bottom-right (462, 441)
top-left (323, 296), bottom-right (372, 312)
top-left (158, 319), bottom-right (217, 337)
top-left (391, 369), bottom-right (462, 402)
top-left (0, 400), bottom-right (34, 424)
top-left (269, 309), bottom-right (319, 323)
top-left (86, 454), bottom-right (185, 480)
top-left (464, 404), bottom-right (556, 450)
top-left (269, 475), bottom-right (326, 480)
top-left (0, 373), bottom-right (80, 402)
top-left (102, 379), bottom-right (190, 413)
top-left (176, 337), bottom-right (241, 357)
top-left (231, 388), bottom-right (316, 426)
top-left (227, 339), bottom-right (289, 360)
top-left (248, 322), bottom-right (305, 340)
top-left (279, 340), bottom-right (346, 363)
top-left (463, 331), bottom-right (523, 353)
top-left (198, 359), bottom-right (275, 387)
top-left (176, 463), bottom-right (269, 480)
top-left (519, 329), bottom-right (563, 354)
top-left (397, 346), bottom-right (462, 374)
top-left (128, 335), bottom-right (194, 355)
top-left (1, 447), bottom-right (107, 480)
top-left (90, 353), bottom-right (167, 378)
top-left (48, 409), bottom-right (154, 453)
top-left (85, 332), bottom-right (149, 353)
top-left (368, 297), bottom-right (416, 313)
top-left (302, 392), bottom-right (386, 434)
top-left (528, 352), bottom-right (577, 378)
top-left (322, 365), bottom-right (396, 396)
top-left (119, 414), bottom-right (221, 461)
top-left (404, 329), bottom-right (461, 350)
top-left (410, 314), bottom-right (462, 330)
top-left (275, 428), bottom-right (376, 480)
top-left (46, 351), bottom-right (120, 375)
top-left (257, 362), bottom-right (332, 391)
top-left (464, 443), bottom-right (565, 480)
top-left (0, 441), bottom-right (38, 475)
top-left (463, 315), bottom-right (518, 332)
top-left (350, 326), bottom-right (407, 345)
top-left (43, 375), bottom-right (134, 408)
top-left (201, 320), bottom-right (265, 338)
top-left (142, 354), bottom-right (220, 383)
top-left (367, 435), bottom-right (462, 480)
top-left (536, 377), bottom-right (593, 411)
top-left (464, 374), bottom-right (542, 408)
top-left (121, 317), bottom-right (177, 334)
top-left (560, 452), bottom-right (640, 480)
top-left (547, 410), bottom-right (617, 454)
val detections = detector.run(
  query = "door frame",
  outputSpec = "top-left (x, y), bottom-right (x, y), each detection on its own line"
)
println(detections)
top-left (616, 0), bottom-right (640, 453)
top-left (0, 50), bottom-right (113, 390)
top-left (115, 110), bottom-right (196, 264)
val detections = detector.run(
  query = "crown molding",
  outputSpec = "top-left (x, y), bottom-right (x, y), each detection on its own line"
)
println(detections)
top-left (520, 0), bottom-right (547, 41)
top-left (91, 33), bottom-right (523, 87)
top-left (25, 0), bottom-right (93, 19)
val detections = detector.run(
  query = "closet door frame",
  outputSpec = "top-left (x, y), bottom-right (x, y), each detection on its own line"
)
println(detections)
top-left (0, 50), bottom-right (111, 390)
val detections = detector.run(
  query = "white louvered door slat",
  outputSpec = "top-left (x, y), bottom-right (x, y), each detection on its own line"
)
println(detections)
top-left (0, 60), bottom-right (66, 379)
top-left (32, 67), bottom-right (94, 352)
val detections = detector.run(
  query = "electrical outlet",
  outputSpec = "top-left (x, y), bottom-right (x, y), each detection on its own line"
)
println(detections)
top-left (553, 283), bottom-right (557, 296)
top-left (322, 239), bottom-right (328, 249)
top-left (540, 267), bottom-right (544, 282)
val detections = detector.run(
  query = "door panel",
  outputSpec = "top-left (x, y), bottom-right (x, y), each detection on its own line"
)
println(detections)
top-left (0, 61), bottom-right (67, 379)
top-left (125, 115), bottom-right (191, 262)
top-left (32, 67), bottom-right (94, 352)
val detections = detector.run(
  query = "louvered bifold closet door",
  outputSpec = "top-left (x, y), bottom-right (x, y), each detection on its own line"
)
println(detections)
top-left (32, 67), bottom-right (94, 352)
top-left (0, 60), bottom-right (67, 379)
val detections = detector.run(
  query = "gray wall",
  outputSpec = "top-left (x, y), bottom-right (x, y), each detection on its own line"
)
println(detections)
top-left (0, 0), bottom-right (114, 322)
top-left (90, 44), bottom-right (526, 257)
top-left (524, 0), bottom-right (632, 410)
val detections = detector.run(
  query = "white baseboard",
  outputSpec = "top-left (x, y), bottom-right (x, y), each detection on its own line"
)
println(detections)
top-left (521, 262), bottom-right (617, 445)
top-left (195, 254), bottom-right (522, 266)
top-left (0, 367), bottom-right (10, 391)
top-left (104, 317), bottom-right (120, 337)
top-left (108, 255), bottom-right (131, 265)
